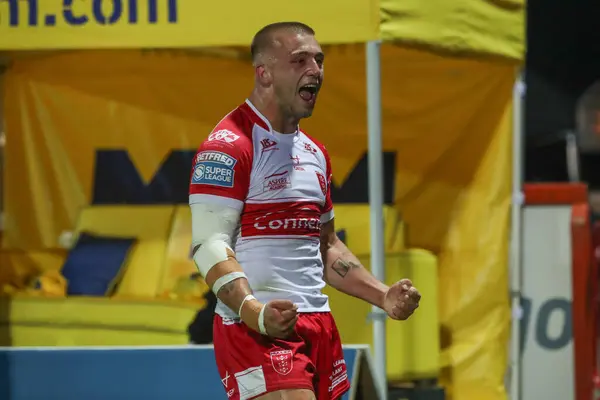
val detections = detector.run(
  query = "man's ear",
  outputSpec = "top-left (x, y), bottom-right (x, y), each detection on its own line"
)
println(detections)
top-left (256, 64), bottom-right (273, 86)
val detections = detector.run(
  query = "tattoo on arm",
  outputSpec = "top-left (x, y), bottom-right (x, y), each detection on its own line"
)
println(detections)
top-left (217, 279), bottom-right (251, 298)
top-left (332, 258), bottom-right (361, 278)
top-left (217, 280), bottom-right (237, 296)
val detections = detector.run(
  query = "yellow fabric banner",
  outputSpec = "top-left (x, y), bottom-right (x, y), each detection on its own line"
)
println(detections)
top-left (0, 0), bottom-right (378, 50)
top-left (380, 0), bottom-right (525, 60)
top-left (3, 47), bottom-right (514, 400)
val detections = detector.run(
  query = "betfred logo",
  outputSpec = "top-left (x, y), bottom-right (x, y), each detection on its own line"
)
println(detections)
top-left (195, 151), bottom-right (237, 167)
top-left (207, 129), bottom-right (240, 144)
top-left (191, 151), bottom-right (237, 188)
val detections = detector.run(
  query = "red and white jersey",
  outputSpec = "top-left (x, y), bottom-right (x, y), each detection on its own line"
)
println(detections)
top-left (189, 100), bottom-right (334, 318)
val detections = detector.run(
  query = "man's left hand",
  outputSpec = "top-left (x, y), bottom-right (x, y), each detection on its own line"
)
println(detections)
top-left (383, 279), bottom-right (421, 320)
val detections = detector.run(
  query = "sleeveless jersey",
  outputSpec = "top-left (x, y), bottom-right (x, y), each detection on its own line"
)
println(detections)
top-left (189, 100), bottom-right (334, 318)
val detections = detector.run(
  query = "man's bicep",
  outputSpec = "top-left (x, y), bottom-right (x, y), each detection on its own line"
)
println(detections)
top-left (190, 202), bottom-right (241, 250)
top-left (190, 201), bottom-right (242, 286)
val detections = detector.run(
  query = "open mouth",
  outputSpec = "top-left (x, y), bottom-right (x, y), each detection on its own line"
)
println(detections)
top-left (298, 84), bottom-right (319, 102)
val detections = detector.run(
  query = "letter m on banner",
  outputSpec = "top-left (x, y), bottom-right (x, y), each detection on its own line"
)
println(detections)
top-left (92, 149), bottom-right (195, 204)
top-left (92, 149), bottom-right (397, 205)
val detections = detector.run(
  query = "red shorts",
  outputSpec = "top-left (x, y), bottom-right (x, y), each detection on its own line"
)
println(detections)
top-left (213, 312), bottom-right (350, 400)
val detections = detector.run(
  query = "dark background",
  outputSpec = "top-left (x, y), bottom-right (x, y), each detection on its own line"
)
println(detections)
top-left (525, 0), bottom-right (600, 188)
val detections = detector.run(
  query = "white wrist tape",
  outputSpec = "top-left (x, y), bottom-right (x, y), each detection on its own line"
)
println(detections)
top-left (238, 294), bottom-right (256, 317)
top-left (211, 271), bottom-right (247, 296)
top-left (258, 305), bottom-right (267, 335)
top-left (193, 238), bottom-right (232, 277)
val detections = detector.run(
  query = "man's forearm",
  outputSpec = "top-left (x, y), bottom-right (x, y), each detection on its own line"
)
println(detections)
top-left (199, 248), bottom-right (263, 332)
top-left (322, 237), bottom-right (389, 309)
top-left (215, 272), bottom-right (264, 331)
top-left (210, 263), bottom-right (258, 314)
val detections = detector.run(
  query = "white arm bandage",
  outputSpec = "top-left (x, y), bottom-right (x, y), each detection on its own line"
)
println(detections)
top-left (238, 294), bottom-right (256, 316)
top-left (191, 202), bottom-right (245, 295)
top-left (258, 305), bottom-right (267, 335)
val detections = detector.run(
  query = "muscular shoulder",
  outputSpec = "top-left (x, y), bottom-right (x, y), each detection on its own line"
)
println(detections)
top-left (189, 106), bottom-right (255, 206)
top-left (201, 106), bottom-right (255, 155)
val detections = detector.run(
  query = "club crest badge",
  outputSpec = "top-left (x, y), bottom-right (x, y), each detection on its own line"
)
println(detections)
top-left (316, 172), bottom-right (327, 196)
top-left (270, 350), bottom-right (293, 375)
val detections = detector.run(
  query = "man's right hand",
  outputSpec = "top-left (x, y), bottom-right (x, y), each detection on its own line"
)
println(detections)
top-left (262, 299), bottom-right (298, 339)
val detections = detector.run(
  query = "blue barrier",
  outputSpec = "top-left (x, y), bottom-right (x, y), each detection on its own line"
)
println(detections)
top-left (0, 345), bottom-right (365, 399)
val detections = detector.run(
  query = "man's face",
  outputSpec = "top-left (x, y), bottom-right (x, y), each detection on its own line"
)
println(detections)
top-left (269, 32), bottom-right (324, 121)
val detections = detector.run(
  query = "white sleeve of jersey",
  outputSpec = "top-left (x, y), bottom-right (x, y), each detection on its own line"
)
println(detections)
top-left (190, 202), bottom-right (241, 250)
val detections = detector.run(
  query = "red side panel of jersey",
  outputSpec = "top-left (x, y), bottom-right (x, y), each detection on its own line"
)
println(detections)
top-left (301, 131), bottom-right (333, 215)
top-left (189, 108), bottom-right (254, 206)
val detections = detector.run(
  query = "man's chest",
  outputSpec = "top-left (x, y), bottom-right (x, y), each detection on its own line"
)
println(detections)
top-left (247, 138), bottom-right (327, 205)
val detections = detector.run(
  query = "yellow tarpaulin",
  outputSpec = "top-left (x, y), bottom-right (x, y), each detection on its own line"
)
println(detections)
top-left (380, 0), bottom-right (525, 60)
top-left (3, 46), bottom-right (513, 400)
top-left (0, 0), bottom-right (378, 50)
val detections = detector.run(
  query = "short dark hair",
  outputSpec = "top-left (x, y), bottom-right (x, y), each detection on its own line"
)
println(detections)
top-left (250, 22), bottom-right (315, 63)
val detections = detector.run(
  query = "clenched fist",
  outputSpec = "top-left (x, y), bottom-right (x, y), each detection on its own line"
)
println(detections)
top-left (383, 278), bottom-right (421, 320)
top-left (263, 299), bottom-right (299, 339)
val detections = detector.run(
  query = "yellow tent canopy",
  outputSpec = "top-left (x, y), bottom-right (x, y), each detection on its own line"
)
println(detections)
top-left (0, 0), bottom-right (378, 49)
top-left (0, 0), bottom-right (523, 59)
top-left (380, 0), bottom-right (524, 60)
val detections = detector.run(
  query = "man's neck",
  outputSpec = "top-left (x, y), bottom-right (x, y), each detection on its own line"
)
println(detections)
top-left (248, 92), bottom-right (298, 134)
